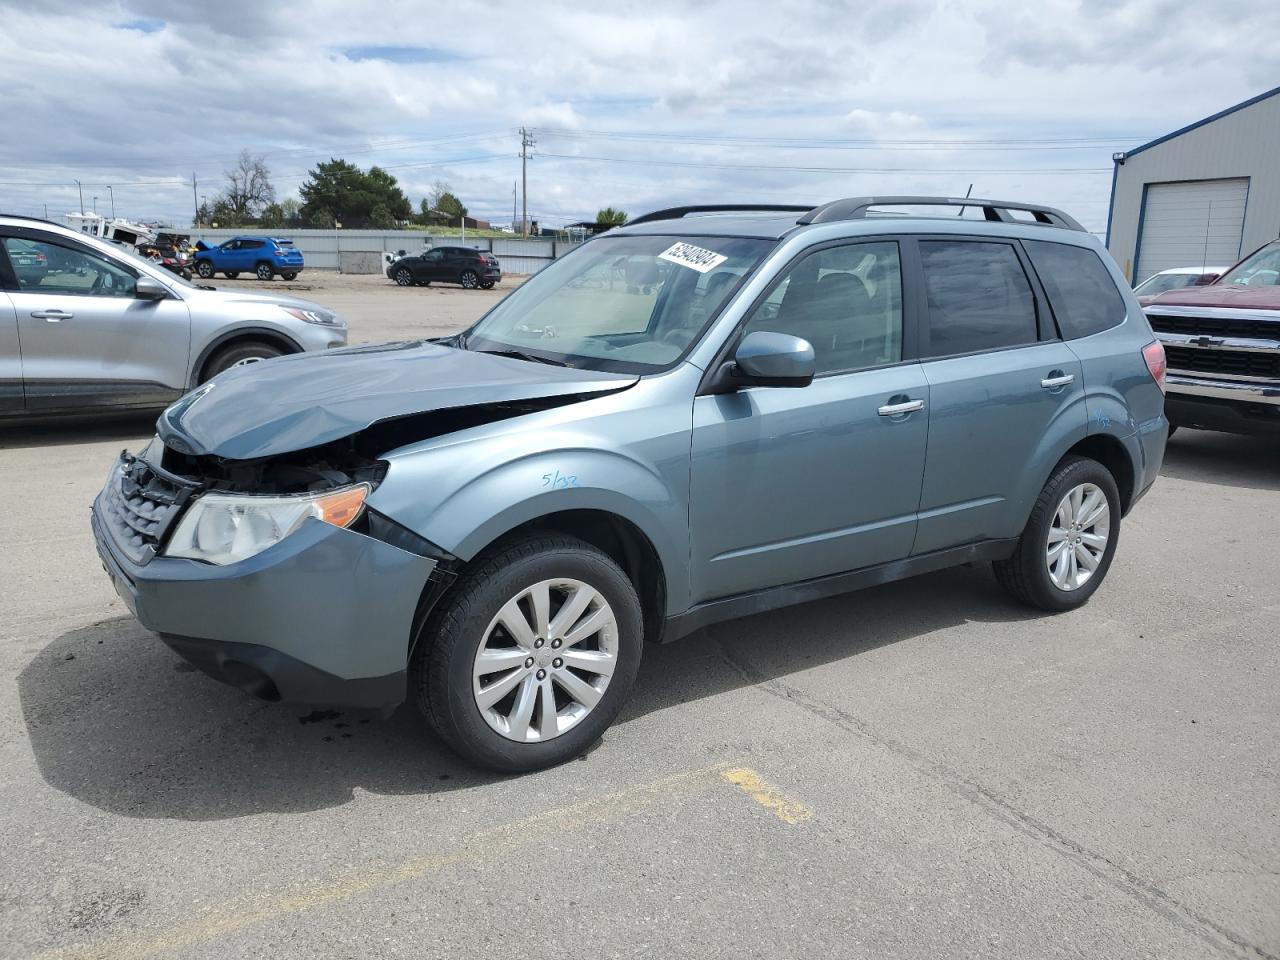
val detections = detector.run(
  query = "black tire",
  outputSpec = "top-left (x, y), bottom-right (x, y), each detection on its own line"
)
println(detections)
top-left (480, 279), bottom-right (495, 289)
top-left (459, 269), bottom-right (479, 289)
top-left (201, 339), bottom-right (285, 381)
top-left (225, 271), bottom-right (240, 279)
top-left (413, 534), bottom-right (644, 772)
top-left (195, 260), bottom-right (214, 279)
top-left (394, 266), bottom-right (415, 286)
top-left (993, 456), bottom-right (1121, 612)
top-left (281, 271), bottom-right (298, 281)
top-left (256, 262), bottom-right (274, 281)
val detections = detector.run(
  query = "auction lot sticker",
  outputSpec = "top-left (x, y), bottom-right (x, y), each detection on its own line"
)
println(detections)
top-left (659, 241), bottom-right (728, 273)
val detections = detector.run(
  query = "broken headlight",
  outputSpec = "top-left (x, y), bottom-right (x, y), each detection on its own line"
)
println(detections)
top-left (164, 483), bottom-right (369, 565)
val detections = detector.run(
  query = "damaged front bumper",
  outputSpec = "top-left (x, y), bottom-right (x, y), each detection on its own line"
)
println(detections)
top-left (91, 464), bottom-right (438, 709)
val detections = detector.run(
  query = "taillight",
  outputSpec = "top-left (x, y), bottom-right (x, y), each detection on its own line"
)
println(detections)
top-left (1142, 341), bottom-right (1166, 393)
top-left (35, 253), bottom-right (46, 262)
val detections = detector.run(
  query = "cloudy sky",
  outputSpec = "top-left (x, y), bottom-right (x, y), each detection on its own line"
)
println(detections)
top-left (1, 0), bottom-right (1275, 234)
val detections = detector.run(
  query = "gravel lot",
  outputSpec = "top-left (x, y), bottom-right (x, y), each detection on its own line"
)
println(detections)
top-left (2, 272), bottom-right (1278, 959)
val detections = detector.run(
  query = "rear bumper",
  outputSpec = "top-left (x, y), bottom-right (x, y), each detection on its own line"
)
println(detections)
top-left (90, 498), bottom-right (435, 708)
top-left (273, 263), bottom-right (304, 273)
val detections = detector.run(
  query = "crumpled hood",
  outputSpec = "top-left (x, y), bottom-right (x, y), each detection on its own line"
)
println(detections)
top-left (158, 341), bottom-right (637, 460)
top-left (1147, 284), bottom-right (1280, 311)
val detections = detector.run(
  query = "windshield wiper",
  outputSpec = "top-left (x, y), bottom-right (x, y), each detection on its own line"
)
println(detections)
top-left (473, 348), bottom-right (571, 367)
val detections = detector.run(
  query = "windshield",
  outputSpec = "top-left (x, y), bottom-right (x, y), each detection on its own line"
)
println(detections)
top-left (1134, 272), bottom-right (1197, 296)
top-left (1220, 243), bottom-right (1280, 287)
top-left (463, 234), bottom-right (774, 372)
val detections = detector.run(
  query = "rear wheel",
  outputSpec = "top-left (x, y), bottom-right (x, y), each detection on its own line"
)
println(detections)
top-left (413, 534), bottom-right (643, 772)
top-left (201, 339), bottom-right (285, 381)
top-left (195, 260), bottom-right (214, 279)
top-left (395, 266), bottom-right (415, 286)
top-left (993, 456), bottom-right (1120, 612)
top-left (256, 262), bottom-right (274, 281)
top-left (460, 269), bottom-right (479, 289)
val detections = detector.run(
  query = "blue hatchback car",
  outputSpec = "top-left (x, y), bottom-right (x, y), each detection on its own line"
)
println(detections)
top-left (94, 196), bottom-right (1168, 772)
top-left (194, 236), bottom-right (304, 281)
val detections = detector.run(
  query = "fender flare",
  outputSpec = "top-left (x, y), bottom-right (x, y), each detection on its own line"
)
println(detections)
top-left (189, 326), bottom-right (305, 387)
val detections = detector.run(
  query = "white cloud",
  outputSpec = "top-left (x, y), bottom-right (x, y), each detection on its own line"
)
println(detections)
top-left (0, 0), bottom-right (1275, 231)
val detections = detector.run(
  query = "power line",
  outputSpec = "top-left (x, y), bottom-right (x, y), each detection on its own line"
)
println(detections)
top-left (535, 127), bottom-right (1154, 149)
top-left (536, 152), bottom-right (1110, 175)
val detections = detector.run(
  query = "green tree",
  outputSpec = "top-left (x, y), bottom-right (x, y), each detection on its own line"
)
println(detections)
top-left (436, 191), bottom-right (467, 220)
top-left (209, 197), bottom-right (240, 227)
top-left (259, 202), bottom-right (286, 228)
top-left (280, 198), bottom-right (302, 225)
top-left (596, 206), bottom-right (627, 225)
top-left (298, 159), bottom-right (412, 228)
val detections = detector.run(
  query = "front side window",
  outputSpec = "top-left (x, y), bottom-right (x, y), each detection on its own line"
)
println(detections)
top-left (740, 241), bottom-right (903, 375)
top-left (1220, 242), bottom-right (1280, 287)
top-left (2, 236), bottom-right (138, 297)
top-left (464, 234), bottom-right (773, 372)
top-left (1024, 239), bottom-right (1127, 339)
top-left (920, 240), bottom-right (1037, 356)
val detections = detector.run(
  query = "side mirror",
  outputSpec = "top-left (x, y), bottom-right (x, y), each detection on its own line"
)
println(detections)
top-left (135, 276), bottom-right (168, 300)
top-left (707, 331), bottom-right (815, 392)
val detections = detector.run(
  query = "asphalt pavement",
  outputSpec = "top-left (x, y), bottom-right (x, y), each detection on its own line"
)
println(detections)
top-left (1, 274), bottom-right (1277, 959)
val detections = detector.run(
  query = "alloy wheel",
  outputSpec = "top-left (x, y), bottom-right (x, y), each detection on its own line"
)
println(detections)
top-left (472, 578), bottom-right (619, 743)
top-left (1046, 482), bottom-right (1110, 591)
top-left (460, 270), bottom-right (478, 289)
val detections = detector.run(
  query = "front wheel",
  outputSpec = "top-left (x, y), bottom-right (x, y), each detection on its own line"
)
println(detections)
top-left (256, 263), bottom-right (274, 281)
top-left (195, 260), bottom-right (214, 279)
top-left (413, 535), bottom-right (643, 772)
top-left (201, 339), bottom-right (285, 381)
top-left (459, 269), bottom-right (479, 289)
top-left (993, 456), bottom-right (1120, 612)
top-left (280, 271), bottom-right (298, 281)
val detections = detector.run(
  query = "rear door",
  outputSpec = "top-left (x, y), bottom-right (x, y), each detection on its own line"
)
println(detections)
top-left (911, 236), bottom-right (1087, 554)
top-left (0, 252), bottom-right (21, 412)
top-left (0, 229), bottom-right (191, 411)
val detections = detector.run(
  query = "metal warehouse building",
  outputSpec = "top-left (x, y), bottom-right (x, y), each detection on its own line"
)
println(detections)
top-left (1107, 85), bottom-right (1280, 285)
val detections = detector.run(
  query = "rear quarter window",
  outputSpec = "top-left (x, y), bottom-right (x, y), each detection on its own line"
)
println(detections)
top-left (1023, 240), bottom-right (1127, 340)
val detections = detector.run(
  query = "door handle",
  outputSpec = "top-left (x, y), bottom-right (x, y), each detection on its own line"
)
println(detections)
top-left (1040, 373), bottom-right (1075, 388)
top-left (877, 398), bottom-right (925, 417)
top-left (30, 309), bottom-right (74, 322)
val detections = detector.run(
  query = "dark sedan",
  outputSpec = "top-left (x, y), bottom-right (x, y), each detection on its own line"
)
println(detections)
top-left (388, 246), bottom-right (501, 289)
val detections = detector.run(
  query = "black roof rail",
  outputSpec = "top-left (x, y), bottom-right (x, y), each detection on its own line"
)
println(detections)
top-left (626, 204), bottom-right (814, 227)
top-left (797, 196), bottom-right (1086, 232)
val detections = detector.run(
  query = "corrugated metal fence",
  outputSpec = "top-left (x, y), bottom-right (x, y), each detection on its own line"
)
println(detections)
top-left (187, 228), bottom-right (584, 275)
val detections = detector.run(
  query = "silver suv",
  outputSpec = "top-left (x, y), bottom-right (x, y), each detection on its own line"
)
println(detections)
top-left (0, 215), bottom-right (346, 415)
top-left (90, 197), bottom-right (1169, 772)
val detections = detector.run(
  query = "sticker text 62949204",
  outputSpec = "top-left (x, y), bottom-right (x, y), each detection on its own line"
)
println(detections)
top-left (658, 242), bottom-right (727, 274)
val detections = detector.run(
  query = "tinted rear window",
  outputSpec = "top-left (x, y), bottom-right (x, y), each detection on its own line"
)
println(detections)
top-left (1024, 240), bottom-right (1127, 339)
top-left (919, 240), bottom-right (1038, 356)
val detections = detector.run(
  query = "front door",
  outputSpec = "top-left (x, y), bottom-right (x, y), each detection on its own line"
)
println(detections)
top-left (910, 237), bottom-right (1087, 554)
top-left (689, 240), bottom-right (929, 604)
top-left (0, 231), bottom-right (191, 411)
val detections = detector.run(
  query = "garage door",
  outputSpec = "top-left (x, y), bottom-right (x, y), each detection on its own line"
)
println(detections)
top-left (1134, 178), bottom-right (1248, 283)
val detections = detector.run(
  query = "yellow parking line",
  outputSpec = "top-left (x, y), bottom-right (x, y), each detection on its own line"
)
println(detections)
top-left (35, 761), bottom-right (737, 960)
top-left (721, 767), bottom-right (814, 825)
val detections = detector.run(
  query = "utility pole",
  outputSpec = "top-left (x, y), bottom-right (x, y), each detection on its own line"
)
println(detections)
top-left (75, 179), bottom-right (84, 215)
top-left (512, 181), bottom-right (517, 232)
top-left (519, 127), bottom-right (535, 238)
top-left (107, 185), bottom-right (115, 218)
top-left (192, 173), bottom-right (199, 226)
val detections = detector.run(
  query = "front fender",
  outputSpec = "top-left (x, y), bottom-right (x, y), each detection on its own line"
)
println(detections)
top-left (371, 445), bottom-right (691, 614)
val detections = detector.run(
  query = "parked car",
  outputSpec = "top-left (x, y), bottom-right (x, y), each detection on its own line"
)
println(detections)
top-left (0, 215), bottom-right (346, 416)
top-left (1133, 265), bottom-right (1224, 306)
top-left (387, 245), bottom-right (500, 289)
top-left (90, 197), bottom-right (1166, 772)
top-left (1145, 239), bottom-right (1280, 435)
top-left (194, 236), bottom-right (305, 281)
